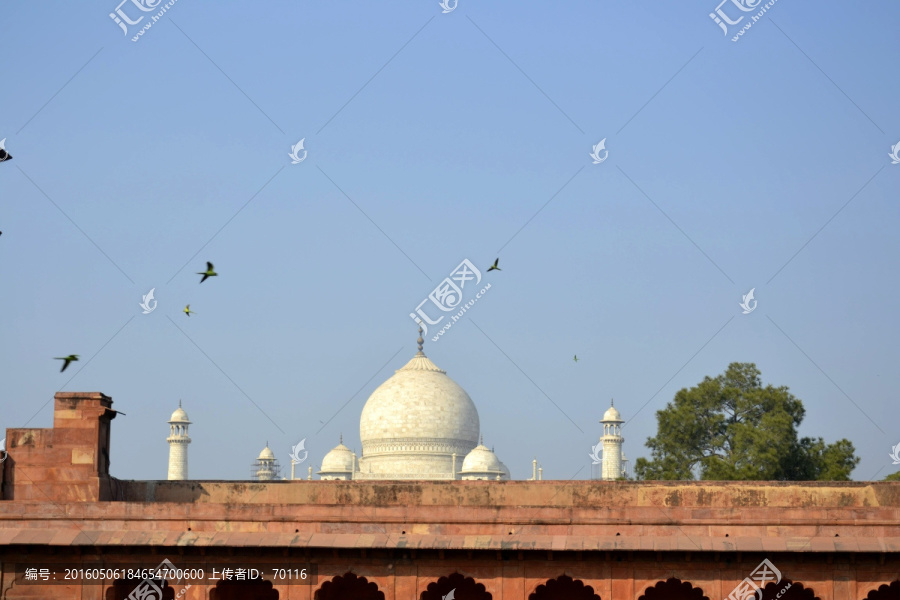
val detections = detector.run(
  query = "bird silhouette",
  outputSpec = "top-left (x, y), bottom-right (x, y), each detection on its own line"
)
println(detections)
top-left (487, 258), bottom-right (500, 272)
top-left (55, 355), bottom-right (79, 372)
top-left (573, 355), bottom-right (579, 363)
top-left (183, 304), bottom-right (195, 317)
top-left (197, 262), bottom-right (217, 283)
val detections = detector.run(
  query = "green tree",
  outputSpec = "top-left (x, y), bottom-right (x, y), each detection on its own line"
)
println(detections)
top-left (884, 471), bottom-right (900, 482)
top-left (634, 363), bottom-right (859, 481)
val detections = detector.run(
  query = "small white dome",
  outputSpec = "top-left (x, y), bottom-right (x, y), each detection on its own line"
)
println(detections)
top-left (258, 445), bottom-right (275, 460)
top-left (320, 442), bottom-right (355, 473)
top-left (602, 402), bottom-right (622, 423)
top-left (169, 404), bottom-right (190, 423)
top-left (460, 441), bottom-right (508, 480)
top-left (461, 444), bottom-right (502, 473)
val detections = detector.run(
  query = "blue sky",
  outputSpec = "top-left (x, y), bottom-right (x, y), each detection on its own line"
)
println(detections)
top-left (1, 1), bottom-right (898, 482)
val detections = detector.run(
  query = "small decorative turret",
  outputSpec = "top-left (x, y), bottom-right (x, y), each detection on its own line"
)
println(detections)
top-left (252, 443), bottom-right (281, 480)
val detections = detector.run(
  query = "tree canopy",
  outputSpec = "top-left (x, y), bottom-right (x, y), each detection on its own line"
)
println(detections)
top-left (634, 363), bottom-right (859, 481)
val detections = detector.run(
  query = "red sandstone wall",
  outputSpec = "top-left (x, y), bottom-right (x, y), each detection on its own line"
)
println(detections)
top-left (2, 393), bottom-right (900, 600)
top-left (115, 477), bottom-right (900, 507)
top-left (2, 392), bottom-right (117, 503)
top-left (1, 555), bottom-right (899, 600)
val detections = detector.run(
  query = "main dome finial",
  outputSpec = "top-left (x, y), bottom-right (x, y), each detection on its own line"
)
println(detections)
top-left (416, 321), bottom-right (424, 354)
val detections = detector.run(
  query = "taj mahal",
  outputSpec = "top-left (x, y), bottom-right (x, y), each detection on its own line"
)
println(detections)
top-left (3, 334), bottom-right (898, 600)
top-left (165, 325), bottom-right (629, 482)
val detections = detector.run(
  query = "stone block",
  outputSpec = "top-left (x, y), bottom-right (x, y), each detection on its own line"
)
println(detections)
top-left (71, 448), bottom-right (95, 465)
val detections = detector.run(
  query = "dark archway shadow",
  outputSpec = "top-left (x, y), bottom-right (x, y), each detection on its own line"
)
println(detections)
top-left (639, 578), bottom-right (709, 600)
top-left (864, 581), bottom-right (900, 600)
top-left (421, 572), bottom-right (492, 600)
top-left (315, 572), bottom-right (384, 600)
top-left (529, 574), bottom-right (601, 600)
top-left (760, 579), bottom-right (819, 600)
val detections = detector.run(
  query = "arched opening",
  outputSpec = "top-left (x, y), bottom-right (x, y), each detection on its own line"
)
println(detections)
top-left (760, 580), bottom-right (819, 600)
top-left (105, 578), bottom-right (175, 600)
top-left (315, 572), bottom-right (384, 600)
top-left (639, 578), bottom-right (709, 600)
top-left (529, 574), bottom-right (601, 600)
top-left (864, 581), bottom-right (900, 600)
top-left (421, 572), bottom-right (492, 600)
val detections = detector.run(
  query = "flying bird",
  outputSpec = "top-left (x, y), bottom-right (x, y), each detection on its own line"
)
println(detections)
top-left (574, 355), bottom-right (579, 363)
top-left (197, 262), bottom-right (217, 283)
top-left (55, 355), bottom-right (79, 373)
top-left (487, 258), bottom-right (500, 272)
top-left (183, 304), bottom-right (195, 317)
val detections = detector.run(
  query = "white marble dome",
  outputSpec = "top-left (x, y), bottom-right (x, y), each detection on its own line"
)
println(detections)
top-left (357, 349), bottom-right (479, 479)
top-left (257, 445), bottom-right (275, 461)
top-left (319, 440), bottom-right (355, 478)
top-left (602, 402), bottom-right (622, 422)
top-left (169, 404), bottom-right (190, 423)
top-left (460, 442), bottom-right (508, 480)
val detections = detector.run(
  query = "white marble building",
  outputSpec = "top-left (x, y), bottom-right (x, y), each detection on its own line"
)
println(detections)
top-left (317, 326), bottom-right (508, 480)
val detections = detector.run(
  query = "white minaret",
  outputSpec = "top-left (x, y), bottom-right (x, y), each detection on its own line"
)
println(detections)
top-left (599, 399), bottom-right (625, 480)
top-left (166, 401), bottom-right (191, 480)
top-left (254, 444), bottom-right (279, 481)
